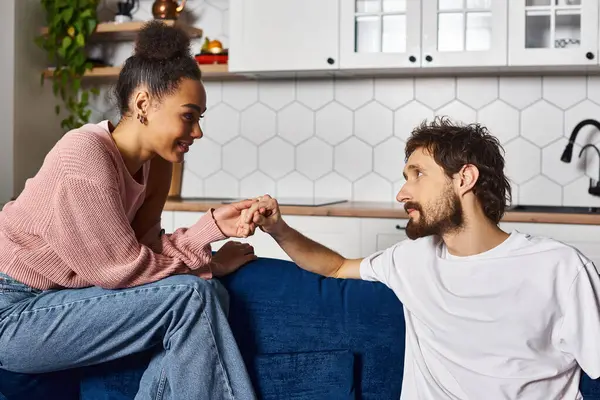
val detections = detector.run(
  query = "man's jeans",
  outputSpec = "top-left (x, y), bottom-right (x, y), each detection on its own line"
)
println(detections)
top-left (0, 272), bottom-right (256, 400)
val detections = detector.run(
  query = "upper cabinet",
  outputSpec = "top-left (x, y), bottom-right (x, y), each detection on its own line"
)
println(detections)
top-left (508, 0), bottom-right (599, 66)
top-left (421, 0), bottom-right (507, 67)
top-left (339, 0), bottom-right (422, 69)
top-left (228, 0), bottom-right (339, 73)
top-left (228, 0), bottom-right (600, 75)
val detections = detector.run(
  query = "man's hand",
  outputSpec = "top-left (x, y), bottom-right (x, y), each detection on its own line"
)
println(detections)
top-left (243, 195), bottom-right (286, 237)
top-left (212, 199), bottom-right (259, 238)
top-left (211, 241), bottom-right (257, 277)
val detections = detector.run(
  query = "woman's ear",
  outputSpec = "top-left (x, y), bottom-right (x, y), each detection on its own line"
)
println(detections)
top-left (457, 164), bottom-right (479, 195)
top-left (133, 90), bottom-right (150, 119)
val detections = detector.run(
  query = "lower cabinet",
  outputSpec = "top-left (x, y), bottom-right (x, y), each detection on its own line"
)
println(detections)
top-left (161, 211), bottom-right (600, 266)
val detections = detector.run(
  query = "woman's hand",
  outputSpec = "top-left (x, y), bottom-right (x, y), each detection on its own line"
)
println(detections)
top-left (211, 241), bottom-right (257, 277)
top-left (212, 199), bottom-right (259, 238)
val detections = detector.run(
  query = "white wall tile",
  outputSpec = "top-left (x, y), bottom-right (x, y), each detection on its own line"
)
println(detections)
top-left (222, 81), bottom-right (258, 111)
top-left (204, 171), bottom-right (239, 198)
top-left (563, 176), bottom-right (600, 206)
top-left (240, 171), bottom-right (276, 198)
top-left (541, 139), bottom-right (584, 185)
top-left (315, 172), bottom-right (352, 199)
top-left (477, 100), bottom-right (519, 144)
top-left (296, 79), bottom-right (334, 110)
top-left (542, 76), bottom-right (586, 110)
top-left (456, 77), bottom-right (498, 109)
top-left (586, 76), bottom-right (600, 106)
top-left (335, 138), bottom-right (372, 181)
top-left (180, 168), bottom-right (204, 198)
top-left (223, 137), bottom-right (257, 178)
top-left (435, 101), bottom-right (476, 124)
top-left (521, 100), bottom-right (563, 147)
top-left (504, 138), bottom-right (541, 184)
top-left (296, 138), bottom-right (333, 180)
top-left (415, 78), bottom-right (455, 109)
top-left (353, 173), bottom-right (393, 202)
top-left (394, 101), bottom-right (434, 140)
top-left (519, 176), bottom-right (562, 206)
top-left (204, 103), bottom-right (239, 144)
top-left (204, 82), bottom-right (223, 108)
top-left (258, 81), bottom-right (295, 110)
top-left (499, 77), bottom-right (542, 110)
top-left (355, 101), bottom-right (393, 146)
top-left (316, 102), bottom-right (353, 145)
top-left (276, 172), bottom-right (314, 198)
top-left (258, 137), bottom-right (294, 179)
top-left (277, 102), bottom-right (314, 145)
top-left (374, 137), bottom-right (406, 182)
top-left (185, 138), bottom-right (221, 178)
top-left (240, 103), bottom-right (276, 144)
top-left (335, 78), bottom-right (374, 110)
top-left (374, 78), bottom-right (414, 110)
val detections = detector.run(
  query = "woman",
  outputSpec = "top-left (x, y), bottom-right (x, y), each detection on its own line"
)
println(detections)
top-left (0, 21), bottom-right (257, 399)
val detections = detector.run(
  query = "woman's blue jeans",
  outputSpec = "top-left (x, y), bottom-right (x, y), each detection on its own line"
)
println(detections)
top-left (0, 272), bottom-right (256, 400)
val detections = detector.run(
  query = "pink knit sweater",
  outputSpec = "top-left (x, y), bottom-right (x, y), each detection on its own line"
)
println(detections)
top-left (0, 122), bottom-right (225, 290)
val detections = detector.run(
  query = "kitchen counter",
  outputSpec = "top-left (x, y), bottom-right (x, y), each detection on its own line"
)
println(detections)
top-left (164, 199), bottom-right (600, 225)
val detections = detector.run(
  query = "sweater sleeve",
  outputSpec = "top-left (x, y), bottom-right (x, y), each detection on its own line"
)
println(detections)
top-left (44, 174), bottom-right (226, 289)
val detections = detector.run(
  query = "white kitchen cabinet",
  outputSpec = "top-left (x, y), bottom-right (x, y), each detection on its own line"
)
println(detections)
top-left (500, 221), bottom-right (600, 267)
top-left (228, 0), bottom-right (340, 73)
top-left (421, 0), bottom-right (508, 67)
top-left (339, 0), bottom-right (508, 70)
top-left (171, 212), bottom-right (362, 261)
top-left (508, 0), bottom-right (599, 66)
top-left (339, 0), bottom-right (422, 69)
top-left (360, 217), bottom-right (408, 255)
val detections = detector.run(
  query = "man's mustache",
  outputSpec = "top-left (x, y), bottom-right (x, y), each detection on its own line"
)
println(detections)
top-left (404, 202), bottom-right (422, 214)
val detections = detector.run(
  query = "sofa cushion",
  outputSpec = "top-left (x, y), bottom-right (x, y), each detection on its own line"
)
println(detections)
top-left (251, 350), bottom-right (354, 400)
top-left (219, 257), bottom-right (405, 400)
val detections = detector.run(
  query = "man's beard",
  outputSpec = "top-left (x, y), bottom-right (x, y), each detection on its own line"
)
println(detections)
top-left (404, 186), bottom-right (464, 240)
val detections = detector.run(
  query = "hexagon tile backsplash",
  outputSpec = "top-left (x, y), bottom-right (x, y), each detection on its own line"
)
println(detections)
top-left (88, 1), bottom-right (600, 207)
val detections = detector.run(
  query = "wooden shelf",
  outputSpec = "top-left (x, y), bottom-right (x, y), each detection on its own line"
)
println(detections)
top-left (43, 64), bottom-right (240, 81)
top-left (40, 20), bottom-right (203, 41)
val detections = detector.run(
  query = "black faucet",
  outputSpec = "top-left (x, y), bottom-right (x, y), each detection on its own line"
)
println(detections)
top-left (560, 118), bottom-right (600, 162)
top-left (578, 144), bottom-right (600, 197)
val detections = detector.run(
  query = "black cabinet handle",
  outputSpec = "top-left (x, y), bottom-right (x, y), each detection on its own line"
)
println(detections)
top-left (409, 55), bottom-right (416, 63)
top-left (327, 57), bottom-right (335, 65)
top-left (395, 225), bottom-right (406, 231)
top-left (586, 52), bottom-right (595, 60)
top-left (425, 55), bottom-right (433, 62)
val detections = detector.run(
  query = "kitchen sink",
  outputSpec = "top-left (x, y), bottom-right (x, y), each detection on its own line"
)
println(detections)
top-left (507, 205), bottom-right (600, 214)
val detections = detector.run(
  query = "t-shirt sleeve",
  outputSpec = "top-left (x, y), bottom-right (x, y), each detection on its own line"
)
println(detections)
top-left (360, 241), bottom-right (405, 288)
top-left (559, 260), bottom-right (600, 379)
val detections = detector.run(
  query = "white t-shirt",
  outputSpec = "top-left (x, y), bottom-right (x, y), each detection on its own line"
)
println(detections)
top-left (360, 230), bottom-right (600, 400)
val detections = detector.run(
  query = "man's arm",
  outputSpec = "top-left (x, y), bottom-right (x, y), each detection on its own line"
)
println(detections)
top-left (247, 195), bottom-right (362, 279)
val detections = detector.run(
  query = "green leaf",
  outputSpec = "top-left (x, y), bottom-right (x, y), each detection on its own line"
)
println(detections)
top-left (80, 9), bottom-right (92, 19)
top-left (62, 8), bottom-right (73, 24)
top-left (55, 104), bottom-right (60, 115)
top-left (86, 19), bottom-right (97, 36)
top-left (75, 33), bottom-right (85, 47)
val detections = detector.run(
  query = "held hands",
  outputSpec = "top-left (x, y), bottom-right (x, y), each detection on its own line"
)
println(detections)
top-left (211, 195), bottom-right (285, 240)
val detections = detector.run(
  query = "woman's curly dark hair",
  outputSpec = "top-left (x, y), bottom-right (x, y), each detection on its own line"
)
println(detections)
top-left (405, 116), bottom-right (512, 224)
top-left (113, 20), bottom-right (202, 117)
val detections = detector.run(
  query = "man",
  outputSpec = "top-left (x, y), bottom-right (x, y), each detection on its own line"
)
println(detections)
top-left (246, 117), bottom-right (600, 399)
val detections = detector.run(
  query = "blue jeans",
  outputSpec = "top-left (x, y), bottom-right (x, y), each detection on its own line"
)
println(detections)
top-left (0, 272), bottom-right (256, 400)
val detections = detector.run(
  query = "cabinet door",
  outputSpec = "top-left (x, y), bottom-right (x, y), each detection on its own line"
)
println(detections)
top-left (361, 218), bottom-right (409, 256)
top-left (421, 0), bottom-right (508, 67)
top-left (499, 222), bottom-right (600, 267)
top-left (508, 0), bottom-right (599, 66)
top-left (339, 0), bottom-right (422, 69)
top-left (172, 212), bottom-right (363, 261)
top-left (228, 0), bottom-right (339, 72)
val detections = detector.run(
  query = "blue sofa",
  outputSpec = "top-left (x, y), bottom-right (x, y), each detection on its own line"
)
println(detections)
top-left (0, 257), bottom-right (599, 399)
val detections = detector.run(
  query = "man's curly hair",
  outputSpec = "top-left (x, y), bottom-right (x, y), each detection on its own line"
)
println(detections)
top-left (405, 116), bottom-right (512, 224)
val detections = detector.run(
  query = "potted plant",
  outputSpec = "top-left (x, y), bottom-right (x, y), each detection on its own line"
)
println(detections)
top-left (36, 0), bottom-right (100, 131)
